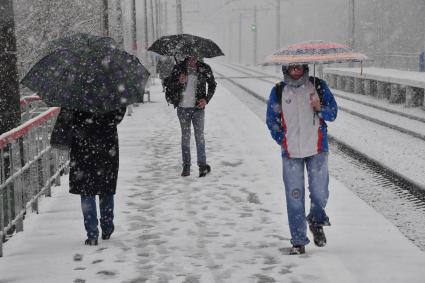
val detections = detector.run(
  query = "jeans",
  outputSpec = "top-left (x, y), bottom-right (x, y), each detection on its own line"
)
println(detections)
top-left (282, 152), bottom-right (330, 246)
top-left (81, 194), bottom-right (114, 240)
top-left (177, 107), bottom-right (206, 166)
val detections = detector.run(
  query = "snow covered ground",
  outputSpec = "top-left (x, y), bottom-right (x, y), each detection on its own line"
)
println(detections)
top-left (1, 81), bottom-right (425, 283)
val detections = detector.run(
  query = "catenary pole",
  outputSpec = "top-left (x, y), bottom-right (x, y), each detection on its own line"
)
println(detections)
top-left (348, 0), bottom-right (355, 48)
top-left (131, 0), bottom-right (137, 54)
top-left (102, 0), bottom-right (109, 36)
top-left (253, 6), bottom-right (257, 65)
top-left (176, 0), bottom-right (183, 33)
top-left (276, 0), bottom-right (281, 50)
top-left (150, 0), bottom-right (155, 40)
top-left (239, 13), bottom-right (242, 64)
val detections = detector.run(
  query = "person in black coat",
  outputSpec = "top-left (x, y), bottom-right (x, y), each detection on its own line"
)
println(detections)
top-left (164, 56), bottom-right (216, 177)
top-left (67, 107), bottom-right (126, 245)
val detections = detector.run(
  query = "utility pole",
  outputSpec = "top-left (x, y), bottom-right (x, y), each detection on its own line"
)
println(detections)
top-left (155, 0), bottom-right (160, 39)
top-left (348, 0), bottom-right (355, 48)
top-left (276, 0), bottom-right (281, 50)
top-left (0, 0), bottom-right (21, 134)
top-left (102, 0), bottom-right (109, 36)
top-left (116, 0), bottom-right (124, 48)
top-left (164, 1), bottom-right (168, 35)
top-left (150, 0), bottom-right (155, 41)
top-left (144, 0), bottom-right (149, 49)
top-left (131, 0), bottom-right (137, 54)
top-left (239, 13), bottom-right (242, 64)
top-left (253, 6), bottom-right (257, 65)
top-left (176, 0), bottom-right (183, 34)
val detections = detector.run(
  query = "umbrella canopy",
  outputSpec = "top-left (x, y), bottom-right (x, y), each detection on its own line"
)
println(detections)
top-left (148, 34), bottom-right (224, 59)
top-left (263, 40), bottom-right (369, 66)
top-left (21, 33), bottom-right (150, 113)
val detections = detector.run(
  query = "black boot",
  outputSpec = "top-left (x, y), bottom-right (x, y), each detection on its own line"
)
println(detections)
top-left (102, 225), bottom-right (114, 240)
top-left (181, 164), bottom-right (190, 177)
top-left (199, 164), bottom-right (211, 177)
top-left (309, 224), bottom-right (327, 247)
top-left (84, 238), bottom-right (98, 246)
top-left (289, 245), bottom-right (305, 255)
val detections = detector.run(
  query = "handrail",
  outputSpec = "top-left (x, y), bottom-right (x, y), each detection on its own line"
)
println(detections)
top-left (0, 107), bottom-right (60, 150)
top-left (19, 95), bottom-right (41, 107)
top-left (0, 106), bottom-right (69, 257)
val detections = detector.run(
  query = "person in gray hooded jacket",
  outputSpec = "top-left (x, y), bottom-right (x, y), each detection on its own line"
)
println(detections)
top-left (266, 64), bottom-right (338, 255)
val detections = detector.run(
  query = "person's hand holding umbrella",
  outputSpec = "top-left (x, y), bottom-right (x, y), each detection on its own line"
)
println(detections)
top-left (310, 92), bottom-right (321, 112)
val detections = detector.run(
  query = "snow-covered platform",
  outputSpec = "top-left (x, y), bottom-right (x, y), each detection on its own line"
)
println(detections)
top-left (1, 82), bottom-right (424, 283)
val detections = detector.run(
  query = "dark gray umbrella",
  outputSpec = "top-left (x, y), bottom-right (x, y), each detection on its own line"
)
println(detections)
top-left (21, 33), bottom-right (150, 113)
top-left (148, 34), bottom-right (224, 59)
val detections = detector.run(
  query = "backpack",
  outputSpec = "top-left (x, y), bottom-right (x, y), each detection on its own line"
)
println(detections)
top-left (275, 76), bottom-right (325, 106)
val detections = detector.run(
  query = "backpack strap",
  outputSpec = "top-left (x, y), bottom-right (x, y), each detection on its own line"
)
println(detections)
top-left (309, 76), bottom-right (324, 105)
top-left (275, 81), bottom-right (284, 105)
top-left (276, 77), bottom-right (324, 105)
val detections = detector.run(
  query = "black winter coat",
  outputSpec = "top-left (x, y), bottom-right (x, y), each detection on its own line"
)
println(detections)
top-left (68, 107), bottom-right (126, 196)
top-left (164, 59), bottom-right (217, 108)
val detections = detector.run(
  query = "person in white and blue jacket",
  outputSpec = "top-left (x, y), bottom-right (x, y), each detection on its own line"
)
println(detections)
top-left (266, 64), bottom-right (338, 255)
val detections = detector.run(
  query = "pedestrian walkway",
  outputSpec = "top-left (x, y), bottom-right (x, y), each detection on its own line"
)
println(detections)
top-left (0, 81), bottom-right (424, 283)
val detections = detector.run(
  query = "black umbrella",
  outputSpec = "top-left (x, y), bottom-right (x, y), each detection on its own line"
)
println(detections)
top-left (148, 34), bottom-right (224, 59)
top-left (21, 33), bottom-right (150, 113)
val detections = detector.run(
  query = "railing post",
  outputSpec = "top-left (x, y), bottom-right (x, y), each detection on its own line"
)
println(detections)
top-left (405, 86), bottom-right (418, 107)
top-left (363, 79), bottom-right (371, 96)
top-left (344, 77), bottom-right (354, 93)
top-left (389, 84), bottom-right (402, 104)
top-left (336, 75), bottom-right (345, 90)
top-left (354, 78), bottom-right (363, 94)
top-left (376, 81), bottom-right (386, 99)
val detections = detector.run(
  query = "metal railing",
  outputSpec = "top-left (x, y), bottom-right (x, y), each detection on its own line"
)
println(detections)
top-left (20, 95), bottom-right (49, 123)
top-left (0, 107), bottom-right (69, 257)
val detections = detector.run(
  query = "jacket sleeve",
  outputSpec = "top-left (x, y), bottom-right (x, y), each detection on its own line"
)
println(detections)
top-left (205, 65), bottom-right (217, 103)
top-left (319, 80), bottom-right (338, 121)
top-left (266, 86), bottom-right (284, 146)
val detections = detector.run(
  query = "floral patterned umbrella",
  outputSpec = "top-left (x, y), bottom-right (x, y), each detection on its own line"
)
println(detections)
top-left (263, 40), bottom-right (369, 66)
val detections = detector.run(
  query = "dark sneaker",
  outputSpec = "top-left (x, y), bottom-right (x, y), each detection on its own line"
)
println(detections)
top-left (309, 224), bottom-right (327, 247)
top-left (181, 164), bottom-right (190, 177)
top-left (289, 245), bottom-right (305, 255)
top-left (84, 238), bottom-right (98, 246)
top-left (102, 225), bottom-right (114, 240)
top-left (199, 164), bottom-right (211, 177)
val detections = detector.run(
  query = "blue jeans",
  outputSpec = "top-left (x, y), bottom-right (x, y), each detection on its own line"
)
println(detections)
top-left (81, 194), bottom-right (114, 240)
top-left (282, 152), bottom-right (330, 246)
top-left (177, 107), bottom-right (206, 166)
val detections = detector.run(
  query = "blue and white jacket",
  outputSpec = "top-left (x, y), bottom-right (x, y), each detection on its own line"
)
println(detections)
top-left (266, 79), bottom-right (337, 158)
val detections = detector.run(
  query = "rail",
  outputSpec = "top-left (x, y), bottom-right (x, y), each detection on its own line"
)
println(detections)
top-left (0, 107), bottom-right (69, 257)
